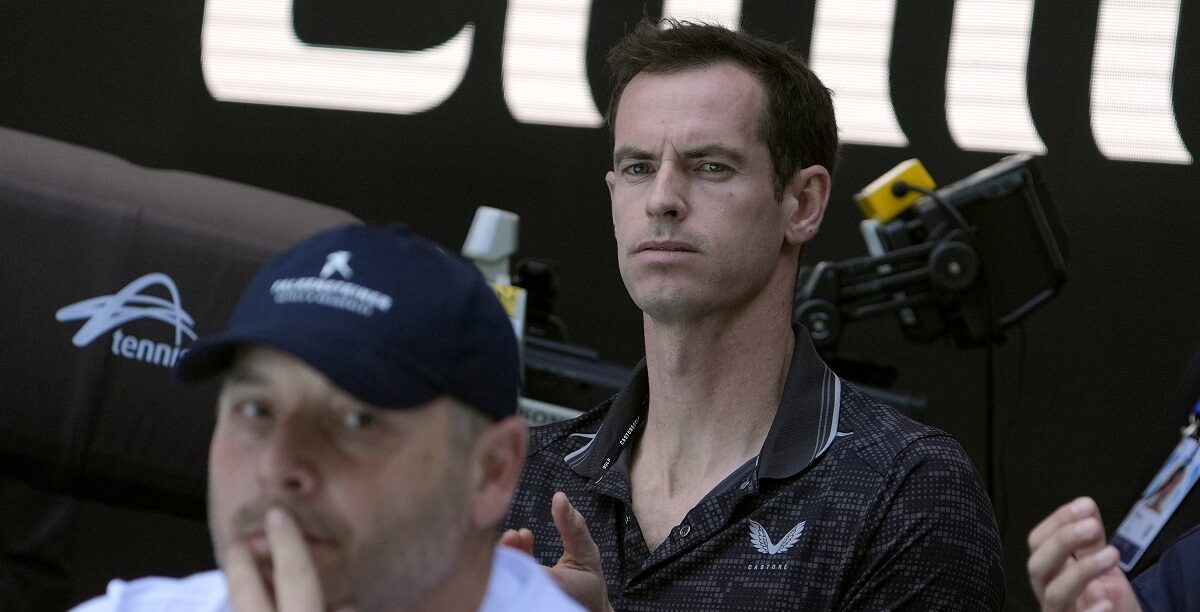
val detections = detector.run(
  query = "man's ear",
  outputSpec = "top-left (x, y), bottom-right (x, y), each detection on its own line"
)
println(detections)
top-left (470, 416), bottom-right (528, 529)
top-left (606, 170), bottom-right (619, 229)
top-left (783, 165), bottom-right (831, 246)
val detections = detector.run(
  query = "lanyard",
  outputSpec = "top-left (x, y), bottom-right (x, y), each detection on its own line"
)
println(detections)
top-left (1111, 393), bottom-right (1200, 571)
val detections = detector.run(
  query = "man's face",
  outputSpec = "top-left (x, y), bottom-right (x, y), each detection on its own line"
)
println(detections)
top-left (606, 61), bottom-right (795, 322)
top-left (207, 346), bottom-right (473, 611)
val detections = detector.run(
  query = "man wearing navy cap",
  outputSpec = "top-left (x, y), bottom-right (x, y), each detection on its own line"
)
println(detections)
top-left (73, 224), bottom-right (583, 612)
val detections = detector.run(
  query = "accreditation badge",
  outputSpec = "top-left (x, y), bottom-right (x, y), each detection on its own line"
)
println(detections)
top-left (1110, 404), bottom-right (1200, 571)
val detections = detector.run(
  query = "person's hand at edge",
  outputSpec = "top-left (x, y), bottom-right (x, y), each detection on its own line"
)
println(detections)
top-left (1027, 496), bottom-right (1142, 612)
top-left (499, 527), bottom-right (535, 555)
top-left (501, 492), bottom-right (613, 612)
top-left (224, 507), bottom-right (354, 612)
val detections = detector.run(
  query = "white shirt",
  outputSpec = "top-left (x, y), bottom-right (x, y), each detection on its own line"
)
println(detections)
top-left (72, 546), bottom-right (582, 612)
top-left (480, 547), bottom-right (584, 612)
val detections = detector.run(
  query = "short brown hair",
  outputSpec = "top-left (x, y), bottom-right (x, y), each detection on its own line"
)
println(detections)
top-left (606, 19), bottom-right (839, 194)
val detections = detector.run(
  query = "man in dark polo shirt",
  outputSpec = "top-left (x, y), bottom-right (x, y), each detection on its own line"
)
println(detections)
top-left (502, 19), bottom-right (1005, 610)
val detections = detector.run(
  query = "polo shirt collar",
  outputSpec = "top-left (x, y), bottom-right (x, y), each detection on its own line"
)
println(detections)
top-left (568, 326), bottom-right (841, 481)
top-left (758, 325), bottom-right (843, 479)
top-left (566, 360), bottom-right (646, 477)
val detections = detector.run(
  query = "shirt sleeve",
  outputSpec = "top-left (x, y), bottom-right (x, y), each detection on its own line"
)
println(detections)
top-left (67, 572), bottom-right (230, 612)
top-left (481, 547), bottom-right (585, 612)
top-left (838, 435), bottom-right (1005, 611)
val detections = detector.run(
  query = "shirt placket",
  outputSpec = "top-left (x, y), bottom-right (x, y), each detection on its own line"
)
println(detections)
top-left (588, 465), bottom-right (648, 592)
top-left (626, 475), bottom-right (761, 590)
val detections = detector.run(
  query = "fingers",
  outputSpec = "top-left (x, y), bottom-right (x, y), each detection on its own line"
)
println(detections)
top-left (224, 540), bottom-right (274, 612)
top-left (265, 507), bottom-right (323, 612)
top-left (1029, 497), bottom-right (1101, 553)
top-left (548, 492), bottom-right (612, 612)
top-left (1027, 497), bottom-right (1118, 612)
top-left (1039, 545), bottom-right (1120, 611)
top-left (499, 493), bottom-right (600, 568)
top-left (552, 492), bottom-right (602, 571)
top-left (500, 528), bottom-right (535, 555)
top-left (1028, 515), bottom-right (1106, 586)
top-left (1068, 499), bottom-right (1109, 558)
top-left (1028, 515), bottom-right (1107, 607)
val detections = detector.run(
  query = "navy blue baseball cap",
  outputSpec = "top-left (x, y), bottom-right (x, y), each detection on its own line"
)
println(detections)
top-left (176, 223), bottom-right (520, 420)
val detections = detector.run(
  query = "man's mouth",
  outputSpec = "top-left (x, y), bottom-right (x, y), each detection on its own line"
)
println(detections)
top-left (242, 530), bottom-right (336, 558)
top-left (635, 239), bottom-right (697, 253)
top-left (246, 532), bottom-right (271, 556)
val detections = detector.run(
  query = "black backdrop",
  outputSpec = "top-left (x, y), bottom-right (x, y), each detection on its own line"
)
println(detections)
top-left (4, 2), bottom-right (1200, 609)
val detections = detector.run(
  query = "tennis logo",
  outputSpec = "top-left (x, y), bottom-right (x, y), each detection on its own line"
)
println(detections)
top-left (56, 273), bottom-right (197, 368)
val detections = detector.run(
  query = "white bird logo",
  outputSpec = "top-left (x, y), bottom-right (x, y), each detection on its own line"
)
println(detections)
top-left (749, 520), bottom-right (806, 555)
top-left (320, 251), bottom-right (353, 279)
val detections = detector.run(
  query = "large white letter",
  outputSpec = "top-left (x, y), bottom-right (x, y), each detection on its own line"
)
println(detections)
top-left (503, 0), bottom-right (602, 127)
top-left (1091, 0), bottom-right (1192, 164)
top-left (810, 0), bottom-right (908, 147)
top-left (662, 0), bottom-right (742, 29)
top-left (946, 0), bottom-right (1046, 154)
top-left (202, 0), bottom-right (473, 114)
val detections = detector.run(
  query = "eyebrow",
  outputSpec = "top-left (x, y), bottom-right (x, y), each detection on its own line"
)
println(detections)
top-left (613, 146), bottom-right (653, 165)
top-left (683, 144), bottom-right (747, 166)
top-left (223, 366), bottom-right (270, 387)
top-left (612, 144), bottom-right (748, 167)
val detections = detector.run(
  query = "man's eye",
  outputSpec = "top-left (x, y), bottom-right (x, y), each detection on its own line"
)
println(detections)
top-left (622, 162), bottom-right (651, 176)
top-left (237, 401), bottom-right (268, 420)
top-left (699, 162), bottom-right (728, 173)
top-left (343, 411), bottom-right (375, 430)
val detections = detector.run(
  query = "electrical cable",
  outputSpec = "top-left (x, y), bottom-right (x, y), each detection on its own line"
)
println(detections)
top-left (995, 324), bottom-right (1028, 539)
top-left (985, 326), bottom-right (996, 509)
top-left (892, 181), bottom-right (973, 233)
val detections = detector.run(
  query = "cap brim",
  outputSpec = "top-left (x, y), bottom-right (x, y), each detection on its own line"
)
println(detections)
top-left (174, 332), bottom-right (244, 382)
top-left (175, 328), bottom-right (445, 410)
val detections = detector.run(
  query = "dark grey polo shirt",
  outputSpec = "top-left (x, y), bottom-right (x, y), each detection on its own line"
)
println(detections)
top-left (505, 328), bottom-right (1004, 610)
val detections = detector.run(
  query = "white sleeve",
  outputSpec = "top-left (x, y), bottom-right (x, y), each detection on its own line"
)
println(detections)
top-left (68, 579), bottom-right (129, 612)
top-left (481, 547), bottom-right (585, 612)
top-left (67, 571), bottom-right (229, 612)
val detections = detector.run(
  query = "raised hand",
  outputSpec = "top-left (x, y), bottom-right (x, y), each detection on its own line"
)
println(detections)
top-left (1027, 497), bottom-right (1142, 612)
top-left (224, 507), bottom-right (353, 612)
top-left (502, 492), bottom-right (613, 612)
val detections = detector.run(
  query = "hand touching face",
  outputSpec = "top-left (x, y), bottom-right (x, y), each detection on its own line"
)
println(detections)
top-left (208, 347), bottom-right (474, 611)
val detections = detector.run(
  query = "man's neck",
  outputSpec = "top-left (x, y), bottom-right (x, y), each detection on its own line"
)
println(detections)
top-left (627, 289), bottom-right (796, 551)
top-left (637, 310), bottom-right (794, 483)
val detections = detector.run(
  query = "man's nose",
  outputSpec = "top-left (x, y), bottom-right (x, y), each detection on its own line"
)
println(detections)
top-left (645, 162), bottom-right (688, 220)
top-left (256, 417), bottom-right (321, 498)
